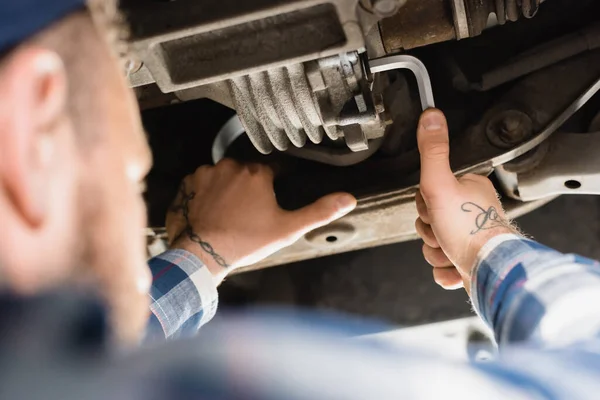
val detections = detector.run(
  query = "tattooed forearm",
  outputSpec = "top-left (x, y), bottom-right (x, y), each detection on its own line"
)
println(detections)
top-left (461, 202), bottom-right (511, 235)
top-left (171, 182), bottom-right (230, 269)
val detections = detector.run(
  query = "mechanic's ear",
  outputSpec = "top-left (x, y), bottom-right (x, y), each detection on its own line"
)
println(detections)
top-left (0, 47), bottom-right (68, 228)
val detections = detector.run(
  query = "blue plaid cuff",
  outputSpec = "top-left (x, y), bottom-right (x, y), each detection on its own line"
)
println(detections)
top-left (146, 249), bottom-right (218, 341)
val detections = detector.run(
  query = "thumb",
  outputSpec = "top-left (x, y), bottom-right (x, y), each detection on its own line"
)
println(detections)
top-left (285, 193), bottom-right (357, 237)
top-left (417, 109), bottom-right (457, 199)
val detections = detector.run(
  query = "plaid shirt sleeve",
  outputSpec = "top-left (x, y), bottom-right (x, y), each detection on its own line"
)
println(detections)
top-left (471, 234), bottom-right (600, 347)
top-left (145, 249), bottom-right (218, 342)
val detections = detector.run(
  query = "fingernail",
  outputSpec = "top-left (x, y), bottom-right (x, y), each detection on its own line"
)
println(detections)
top-left (421, 110), bottom-right (444, 131)
top-left (336, 194), bottom-right (357, 215)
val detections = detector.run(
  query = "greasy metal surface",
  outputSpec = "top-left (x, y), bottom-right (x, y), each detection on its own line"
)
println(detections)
top-left (125, 0), bottom-right (365, 93)
top-left (496, 132), bottom-right (600, 202)
top-left (380, 0), bottom-right (456, 52)
top-left (369, 55), bottom-right (436, 110)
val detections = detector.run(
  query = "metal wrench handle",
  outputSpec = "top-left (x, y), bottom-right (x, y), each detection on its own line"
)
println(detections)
top-left (369, 55), bottom-right (436, 110)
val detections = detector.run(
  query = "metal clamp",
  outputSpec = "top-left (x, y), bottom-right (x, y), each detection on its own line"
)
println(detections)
top-left (368, 55), bottom-right (436, 110)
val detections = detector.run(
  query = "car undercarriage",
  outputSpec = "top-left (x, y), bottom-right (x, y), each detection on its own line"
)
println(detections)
top-left (123, 0), bottom-right (600, 272)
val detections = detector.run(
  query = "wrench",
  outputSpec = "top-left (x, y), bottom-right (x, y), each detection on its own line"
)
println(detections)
top-left (368, 55), bottom-right (436, 110)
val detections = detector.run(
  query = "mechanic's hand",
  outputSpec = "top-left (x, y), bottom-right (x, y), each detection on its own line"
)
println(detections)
top-left (167, 159), bottom-right (357, 283)
top-left (415, 109), bottom-right (517, 294)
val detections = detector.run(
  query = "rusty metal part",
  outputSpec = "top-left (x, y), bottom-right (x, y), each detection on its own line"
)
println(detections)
top-left (460, 0), bottom-right (541, 38)
top-left (380, 0), bottom-right (456, 52)
top-left (381, 0), bottom-right (544, 52)
top-left (125, 0), bottom-right (364, 93)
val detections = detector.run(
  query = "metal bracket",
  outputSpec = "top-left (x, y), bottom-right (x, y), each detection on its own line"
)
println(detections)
top-left (496, 131), bottom-right (600, 201)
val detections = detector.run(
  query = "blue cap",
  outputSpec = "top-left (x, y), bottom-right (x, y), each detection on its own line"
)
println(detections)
top-left (0, 0), bottom-right (87, 54)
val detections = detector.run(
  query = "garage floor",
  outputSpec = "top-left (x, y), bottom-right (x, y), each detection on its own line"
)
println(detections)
top-left (220, 195), bottom-right (600, 327)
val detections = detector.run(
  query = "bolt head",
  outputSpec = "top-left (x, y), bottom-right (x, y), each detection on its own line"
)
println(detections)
top-left (486, 110), bottom-right (533, 149)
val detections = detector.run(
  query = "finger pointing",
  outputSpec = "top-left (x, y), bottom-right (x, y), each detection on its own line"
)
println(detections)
top-left (286, 193), bottom-right (357, 237)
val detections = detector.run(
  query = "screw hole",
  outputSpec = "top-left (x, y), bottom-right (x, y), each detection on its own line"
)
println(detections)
top-left (564, 180), bottom-right (582, 189)
top-left (325, 236), bottom-right (338, 243)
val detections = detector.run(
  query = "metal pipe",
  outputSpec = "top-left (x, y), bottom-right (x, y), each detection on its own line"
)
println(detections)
top-left (476, 24), bottom-right (600, 91)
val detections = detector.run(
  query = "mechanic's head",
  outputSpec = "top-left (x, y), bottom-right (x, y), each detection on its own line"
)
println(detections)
top-left (0, 0), bottom-right (152, 341)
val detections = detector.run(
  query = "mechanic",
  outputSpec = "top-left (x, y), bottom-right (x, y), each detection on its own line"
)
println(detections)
top-left (1, 1), bottom-right (600, 399)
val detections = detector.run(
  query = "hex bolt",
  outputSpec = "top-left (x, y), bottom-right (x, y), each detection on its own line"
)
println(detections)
top-left (486, 110), bottom-right (534, 149)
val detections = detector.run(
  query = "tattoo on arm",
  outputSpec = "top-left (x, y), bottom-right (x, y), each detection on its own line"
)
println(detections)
top-left (461, 202), bottom-right (510, 235)
top-left (170, 182), bottom-right (230, 269)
